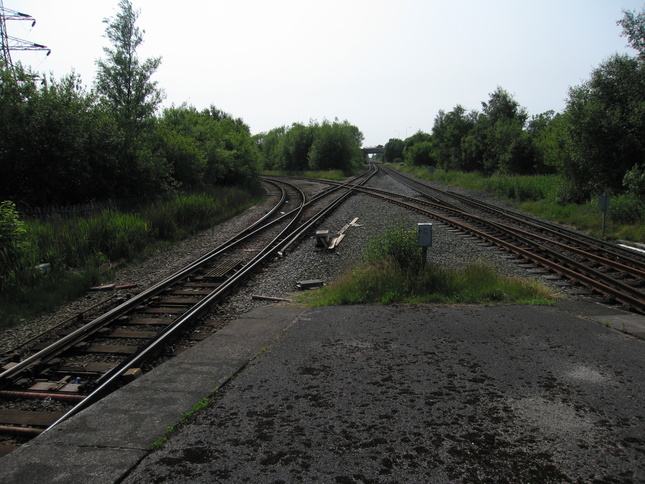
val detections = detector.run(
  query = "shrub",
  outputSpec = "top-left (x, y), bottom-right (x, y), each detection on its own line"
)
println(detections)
top-left (0, 201), bottom-right (33, 292)
top-left (608, 193), bottom-right (644, 224)
top-left (363, 224), bottom-right (422, 274)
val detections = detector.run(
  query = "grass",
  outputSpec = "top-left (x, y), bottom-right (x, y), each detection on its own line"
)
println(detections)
top-left (150, 397), bottom-right (211, 451)
top-left (390, 164), bottom-right (645, 244)
top-left (298, 224), bottom-right (554, 307)
top-left (299, 260), bottom-right (554, 307)
top-left (0, 187), bottom-right (263, 328)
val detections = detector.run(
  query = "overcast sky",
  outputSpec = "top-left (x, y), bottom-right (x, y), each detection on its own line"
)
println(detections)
top-left (8, 0), bottom-right (645, 147)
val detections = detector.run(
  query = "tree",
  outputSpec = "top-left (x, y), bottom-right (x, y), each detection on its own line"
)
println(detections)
top-left (255, 126), bottom-right (286, 170)
top-left (532, 112), bottom-right (569, 176)
top-left (0, 71), bottom-right (124, 205)
top-left (466, 87), bottom-right (534, 175)
top-left (618, 7), bottom-right (645, 59)
top-left (384, 138), bottom-right (404, 163)
top-left (431, 105), bottom-right (477, 171)
top-left (404, 141), bottom-right (434, 166)
top-left (281, 123), bottom-right (315, 172)
top-left (156, 104), bottom-right (261, 189)
top-left (563, 54), bottom-right (645, 202)
top-left (481, 86), bottom-right (528, 126)
top-left (95, 0), bottom-right (164, 137)
top-left (308, 120), bottom-right (364, 173)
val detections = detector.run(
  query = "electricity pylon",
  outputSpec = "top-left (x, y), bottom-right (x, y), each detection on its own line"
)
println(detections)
top-left (0, 0), bottom-right (50, 70)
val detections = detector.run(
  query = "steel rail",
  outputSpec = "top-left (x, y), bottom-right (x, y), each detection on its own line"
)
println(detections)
top-left (350, 184), bottom-right (645, 313)
top-left (43, 174), bottom-right (371, 431)
top-left (339, 183), bottom-right (645, 280)
top-left (275, 163), bottom-right (378, 253)
top-left (0, 179), bottom-right (295, 386)
top-left (299, 167), bottom-right (645, 283)
top-left (380, 164), bottom-right (645, 267)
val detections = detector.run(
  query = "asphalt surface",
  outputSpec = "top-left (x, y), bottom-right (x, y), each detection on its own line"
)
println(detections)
top-left (2, 301), bottom-right (644, 483)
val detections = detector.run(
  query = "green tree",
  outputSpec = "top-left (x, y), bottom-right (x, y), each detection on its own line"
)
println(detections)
top-left (157, 104), bottom-right (261, 189)
top-left (532, 111), bottom-right (570, 176)
top-left (281, 123), bottom-right (315, 172)
top-left (95, 0), bottom-right (164, 138)
top-left (404, 141), bottom-right (434, 166)
top-left (255, 126), bottom-right (286, 170)
top-left (431, 105), bottom-right (477, 171)
top-left (564, 54), bottom-right (645, 202)
top-left (384, 138), bottom-right (404, 163)
top-left (0, 71), bottom-right (124, 205)
top-left (623, 164), bottom-right (645, 201)
top-left (459, 87), bottom-right (535, 176)
top-left (618, 7), bottom-right (645, 59)
top-left (308, 120), bottom-right (364, 172)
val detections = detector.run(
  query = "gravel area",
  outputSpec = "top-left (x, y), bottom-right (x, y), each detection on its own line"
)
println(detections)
top-left (224, 170), bottom-right (569, 314)
top-left (0, 172), bottom-right (571, 354)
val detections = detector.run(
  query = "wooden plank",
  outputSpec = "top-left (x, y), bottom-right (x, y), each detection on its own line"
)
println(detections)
top-left (107, 329), bottom-right (158, 339)
top-left (84, 344), bottom-right (139, 355)
top-left (158, 298), bottom-right (201, 305)
top-left (329, 233), bottom-right (345, 250)
top-left (142, 307), bottom-right (186, 315)
top-left (122, 317), bottom-right (175, 326)
top-left (0, 410), bottom-right (65, 427)
top-left (183, 282), bottom-right (220, 288)
top-left (170, 289), bottom-right (212, 296)
top-left (52, 362), bottom-right (114, 374)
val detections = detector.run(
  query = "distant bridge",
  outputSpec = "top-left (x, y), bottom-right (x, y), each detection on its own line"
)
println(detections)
top-left (362, 146), bottom-right (384, 156)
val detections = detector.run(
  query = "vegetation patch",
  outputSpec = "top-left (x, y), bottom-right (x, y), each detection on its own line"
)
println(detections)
top-left (393, 166), bottom-right (645, 244)
top-left (0, 190), bottom-right (261, 328)
top-left (298, 224), bottom-right (554, 307)
top-left (150, 397), bottom-right (211, 451)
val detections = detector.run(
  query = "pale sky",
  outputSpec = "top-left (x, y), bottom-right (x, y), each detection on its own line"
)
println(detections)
top-left (7, 0), bottom-right (645, 147)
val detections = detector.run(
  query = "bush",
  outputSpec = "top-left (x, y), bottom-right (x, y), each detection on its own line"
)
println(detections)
top-left (608, 193), bottom-right (644, 224)
top-left (363, 224), bottom-right (422, 274)
top-left (300, 223), bottom-right (554, 307)
top-left (0, 201), bottom-right (33, 292)
top-left (481, 175), bottom-right (557, 202)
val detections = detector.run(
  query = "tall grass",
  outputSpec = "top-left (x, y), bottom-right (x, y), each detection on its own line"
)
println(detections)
top-left (300, 225), bottom-right (554, 307)
top-left (391, 165), bottom-right (645, 243)
top-left (0, 187), bottom-right (261, 327)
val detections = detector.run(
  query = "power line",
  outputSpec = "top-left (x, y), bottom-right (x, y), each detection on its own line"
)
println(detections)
top-left (0, 0), bottom-right (50, 70)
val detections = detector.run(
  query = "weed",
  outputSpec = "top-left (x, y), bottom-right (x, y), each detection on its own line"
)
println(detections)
top-left (298, 225), bottom-right (554, 307)
top-left (148, 398), bottom-right (211, 451)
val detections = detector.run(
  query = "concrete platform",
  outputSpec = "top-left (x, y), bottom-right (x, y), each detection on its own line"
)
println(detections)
top-left (0, 307), bottom-right (306, 483)
top-left (1, 301), bottom-right (644, 483)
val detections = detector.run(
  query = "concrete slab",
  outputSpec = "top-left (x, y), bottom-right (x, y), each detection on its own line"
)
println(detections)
top-left (556, 299), bottom-right (645, 339)
top-left (0, 306), bottom-right (306, 483)
top-left (1, 302), bottom-right (643, 483)
top-left (1, 445), bottom-right (146, 484)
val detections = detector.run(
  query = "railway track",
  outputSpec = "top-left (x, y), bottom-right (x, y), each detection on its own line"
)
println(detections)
top-left (0, 165), bottom-right (377, 452)
top-left (300, 164), bottom-right (645, 314)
